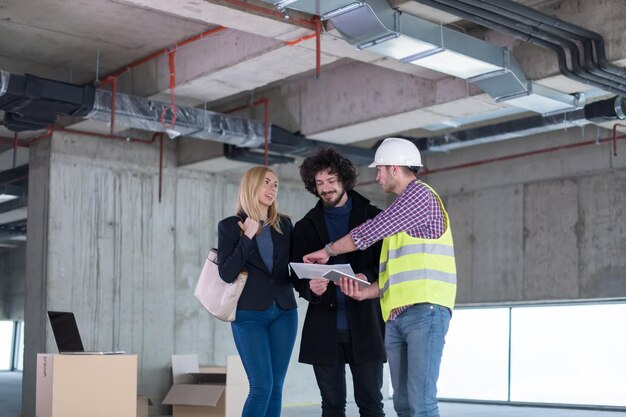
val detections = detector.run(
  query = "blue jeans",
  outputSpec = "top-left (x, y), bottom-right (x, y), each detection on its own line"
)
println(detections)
top-left (385, 304), bottom-right (451, 417)
top-left (231, 302), bottom-right (298, 417)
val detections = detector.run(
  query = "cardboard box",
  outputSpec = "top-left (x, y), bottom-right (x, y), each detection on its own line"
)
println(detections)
top-left (137, 395), bottom-right (153, 417)
top-left (163, 355), bottom-right (247, 417)
top-left (36, 353), bottom-right (137, 417)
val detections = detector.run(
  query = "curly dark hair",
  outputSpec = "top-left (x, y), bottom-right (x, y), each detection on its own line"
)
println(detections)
top-left (299, 148), bottom-right (358, 196)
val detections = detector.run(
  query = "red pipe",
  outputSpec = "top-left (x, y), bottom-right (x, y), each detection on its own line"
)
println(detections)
top-left (0, 137), bottom-right (30, 148)
top-left (27, 130), bottom-right (54, 144)
top-left (224, 97), bottom-right (270, 166)
top-left (98, 27), bottom-right (229, 134)
top-left (314, 16), bottom-right (321, 79)
top-left (159, 132), bottom-right (164, 203)
top-left (108, 77), bottom-right (118, 135)
top-left (96, 75), bottom-right (119, 135)
top-left (101, 27), bottom-right (227, 82)
top-left (421, 133), bottom-right (626, 176)
top-left (176, 27), bottom-right (227, 49)
top-left (611, 122), bottom-right (624, 156)
top-left (284, 33), bottom-right (316, 46)
top-left (160, 50), bottom-right (178, 129)
top-left (357, 132), bottom-right (626, 188)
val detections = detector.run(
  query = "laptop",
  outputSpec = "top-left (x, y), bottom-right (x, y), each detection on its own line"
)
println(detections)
top-left (47, 311), bottom-right (125, 355)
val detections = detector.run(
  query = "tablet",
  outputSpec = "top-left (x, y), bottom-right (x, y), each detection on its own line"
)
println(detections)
top-left (322, 269), bottom-right (371, 285)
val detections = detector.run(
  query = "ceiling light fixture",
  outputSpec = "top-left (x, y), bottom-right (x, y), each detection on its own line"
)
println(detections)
top-left (361, 34), bottom-right (441, 59)
top-left (410, 49), bottom-right (504, 80)
top-left (0, 194), bottom-right (18, 203)
top-left (497, 83), bottom-right (585, 115)
top-left (403, 20), bottom-right (507, 80)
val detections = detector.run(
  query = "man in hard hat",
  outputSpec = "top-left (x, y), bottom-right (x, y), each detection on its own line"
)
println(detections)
top-left (304, 137), bottom-right (456, 417)
top-left (291, 148), bottom-right (386, 417)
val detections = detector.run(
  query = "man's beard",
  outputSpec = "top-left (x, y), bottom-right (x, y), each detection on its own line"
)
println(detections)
top-left (321, 189), bottom-right (346, 208)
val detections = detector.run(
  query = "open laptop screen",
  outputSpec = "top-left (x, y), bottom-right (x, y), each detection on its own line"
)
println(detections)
top-left (47, 311), bottom-right (85, 353)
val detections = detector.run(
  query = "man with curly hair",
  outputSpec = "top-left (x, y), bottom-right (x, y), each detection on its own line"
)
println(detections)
top-left (304, 138), bottom-right (457, 417)
top-left (291, 148), bottom-right (386, 417)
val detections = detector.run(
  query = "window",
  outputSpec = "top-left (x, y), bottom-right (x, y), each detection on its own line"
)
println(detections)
top-left (510, 304), bottom-right (626, 406)
top-left (437, 302), bottom-right (626, 408)
top-left (438, 308), bottom-right (509, 401)
top-left (14, 321), bottom-right (24, 371)
top-left (0, 320), bottom-right (24, 371)
top-left (0, 321), bottom-right (14, 371)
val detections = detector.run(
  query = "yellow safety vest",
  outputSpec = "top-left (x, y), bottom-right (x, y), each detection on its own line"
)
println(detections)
top-left (379, 183), bottom-right (457, 321)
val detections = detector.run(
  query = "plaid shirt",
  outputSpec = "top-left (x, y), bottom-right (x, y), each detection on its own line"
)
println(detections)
top-left (350, 180), bottom-right (446, 320)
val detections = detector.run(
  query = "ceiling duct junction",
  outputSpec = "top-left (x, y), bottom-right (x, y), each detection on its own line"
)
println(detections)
top-left (261, 0), bottom-right (585, 115)
top-left (412, 0), bottom-right (626, 97)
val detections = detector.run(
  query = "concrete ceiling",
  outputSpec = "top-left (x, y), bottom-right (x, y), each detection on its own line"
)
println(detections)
top-left (1, 0), bottom-right (625, 145)
top-left (1, 0), bottom-right (626, 246)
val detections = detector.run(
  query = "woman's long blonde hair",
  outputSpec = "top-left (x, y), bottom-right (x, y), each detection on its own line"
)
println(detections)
top-left (235, 166), bottom-right (283, 234)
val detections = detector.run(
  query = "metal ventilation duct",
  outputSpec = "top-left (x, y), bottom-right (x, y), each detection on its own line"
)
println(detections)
top-left (87, 90), bottom-right (265, 147)
top-left (262, 0), bottom-right (363, 19)
top-left (420, 95), bottom-right (626, 152)
top-left (0, 70), bottom-right (265, 147)
top-left (261, 0), bottom-right (585, 115)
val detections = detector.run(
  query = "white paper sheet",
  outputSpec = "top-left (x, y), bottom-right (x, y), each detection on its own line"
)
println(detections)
top-left (289, 262), bottom-right (355, 279)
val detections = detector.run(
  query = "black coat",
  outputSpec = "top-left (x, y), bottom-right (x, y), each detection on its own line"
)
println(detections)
top-left (218, 215), bottom-right (297, 311)
top-left (291, 190), bottom-right (386, 365)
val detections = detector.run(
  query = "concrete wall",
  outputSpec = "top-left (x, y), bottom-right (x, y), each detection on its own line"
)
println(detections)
top-left (0, 245), bottom-right (26, 320)
top-left (425, 126), bottom-right (626, 304)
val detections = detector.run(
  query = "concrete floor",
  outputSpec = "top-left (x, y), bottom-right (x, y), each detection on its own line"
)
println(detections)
top-left (1, 371), bottom-right (624, 417)
top-left (282, 401), bottom-right (626, 417)
top-left (0, 372), bottom-right (21, 417)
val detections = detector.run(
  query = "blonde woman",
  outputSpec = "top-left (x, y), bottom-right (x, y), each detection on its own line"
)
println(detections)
top-left (217, 166), bottom-right (297, 417)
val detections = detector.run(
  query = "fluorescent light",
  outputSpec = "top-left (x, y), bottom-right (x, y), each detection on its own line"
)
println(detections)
top-left (501, 93), bottom-right (575, 115)
top-left (362, 34), bottom-right (440, 60)
top-left (0, 194), bottom-right (18, 203)
top-left (410, 50), bottom-right (504, 79)
top-left (497, 82), bottom-right (585, 115)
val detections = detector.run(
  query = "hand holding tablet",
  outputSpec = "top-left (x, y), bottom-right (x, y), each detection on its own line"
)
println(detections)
top-left (322, 269), bottom-right (371, 285)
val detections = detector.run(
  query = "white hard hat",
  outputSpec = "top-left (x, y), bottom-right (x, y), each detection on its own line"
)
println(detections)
top-left (369, 137), bottom-right (422, 168)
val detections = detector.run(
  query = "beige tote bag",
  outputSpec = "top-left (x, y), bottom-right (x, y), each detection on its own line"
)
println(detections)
top-left (194, 249), bottom-right (248, 322)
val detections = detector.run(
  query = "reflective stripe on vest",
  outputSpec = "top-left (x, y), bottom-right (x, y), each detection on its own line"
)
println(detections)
top-left (378, 183), bottom-right (457, 321)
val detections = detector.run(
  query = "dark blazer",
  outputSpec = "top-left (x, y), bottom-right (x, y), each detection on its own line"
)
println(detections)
top-left (291, 190), bottom-right (386, 365)
top-left (218, 214), bottom-right (297, 311)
